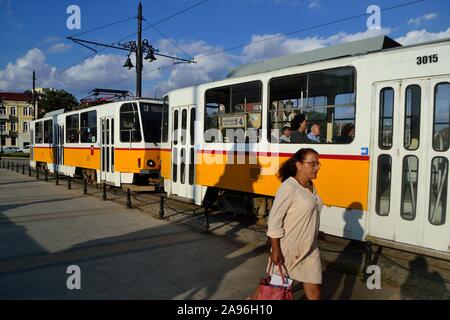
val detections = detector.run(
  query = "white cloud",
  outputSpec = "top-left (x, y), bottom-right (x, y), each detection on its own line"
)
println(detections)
top-left (2, 28), bottom-right (392, 96)
top-left (155, 39), bottom-right (241, 94)
top-left (154, 27), bottom-right (391, 94)
top-left (38, 36), bottom-right (62, 45)
top-left (47, 43), bottom-right (72, 54)
top-left (395, 27), bottom-right (450, 46)
top-left (55, 54), bottom-right (138, 92)
top-left (242, 27), bottom-right (390, 63)
top-left (0, 48), bottom-right (56, 91)
top-left (308, 0), bottom-right (320, 9)
top-left (407, 13), bottom-right (437, 25)
top-left (0, 49), bottom-right (152, 96)
top-left (2, 26), bottom-right (449, 98)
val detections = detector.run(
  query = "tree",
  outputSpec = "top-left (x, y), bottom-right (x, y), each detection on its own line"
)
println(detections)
top-left (30, 89), bottom-right (79, 118)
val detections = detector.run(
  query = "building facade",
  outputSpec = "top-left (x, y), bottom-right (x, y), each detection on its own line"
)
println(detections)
top-left (0, 92), bottom-right (36, 148)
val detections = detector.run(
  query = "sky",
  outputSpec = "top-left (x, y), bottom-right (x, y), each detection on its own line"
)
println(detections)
top-left (1, 0), bottom-right (450, 100)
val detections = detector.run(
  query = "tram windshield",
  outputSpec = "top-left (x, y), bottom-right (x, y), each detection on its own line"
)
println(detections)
top-left (139, 102), bottom-right (162, 143)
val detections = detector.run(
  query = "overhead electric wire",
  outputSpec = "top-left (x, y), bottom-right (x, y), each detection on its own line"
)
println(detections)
top-left (50, 0), bottom-right (210, 89)
top-left (90, 0), bottom-right (425, 94)
top-left (143, 18), bottom-right (193, 60)
top-left (69, 16), bottom-right (136, 38)
top-left (1, 16), bottom-right (137, 91)
top-left (196, 0), bottom-right (425, 59)
top-left (2, 1), bottom-right (209, 92)
top-left (9, 0), bottom-right (422, 95)
top-left (116, 0), bottom-right (210, 46)
top-left (99, 0), bottom-right (425, 91)
top-left (144, 0), bottom-right (209, 29)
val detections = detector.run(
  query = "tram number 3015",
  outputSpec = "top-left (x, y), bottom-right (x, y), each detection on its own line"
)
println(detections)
top-left (417, 54), bottom-right (438, 65)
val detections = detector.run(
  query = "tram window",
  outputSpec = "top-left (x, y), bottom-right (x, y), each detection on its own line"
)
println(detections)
top-left (173, 148), bottom-right (178, 182)
top-left (190, 108), bottom-right (195, 146)
top-left (43, 120), bottom-right (53, 144)
top-left (80, 110), bottom-right (97, 143)
top-left (429, 157), bottom-right (448, 226)
top-left (181, 109), bottom-right (187, 145)
top-left (432, 83), bottom-right (450, 152)
top-left (106, 146), bottom-right (110, 172)
top-left (204, 81), bottom-right (262, 143)
top-left (106, 119), bottom-right (110, 145)
top-left (120, 103), bottom-right (142, 143)
top-left (102, 146), bottom-right (105, 171)
top-left (404, 85), bottom-right (421, 150)
top-left (375, 154), bottom-right (392, 216)
top-left (111, 119), bottom-right (114, 144)
top-left (379, 88), bottom-right (394, 150)
top-left (400, 156), bottom-right (419, 221)
top-left (162, 96), bottom-right (169, 143)
top-left (189, 147), bottom-right (194, 185)
top-left (101, 119), bottom-right (105, 145)
top-left (173, 110), bottom-right (179, 145)
top-left (35, 121), bottom-right (43, 144)
top-left (66, 114), bottom-right (79, 143)
top-left (180, 148), bottom-right (186, 184)
top-left (111, 147), bottom-right (114, 172)
top-left (269, 67), bottom-right (355, 144)
top-left (140, 102), bottom-right (162, 143)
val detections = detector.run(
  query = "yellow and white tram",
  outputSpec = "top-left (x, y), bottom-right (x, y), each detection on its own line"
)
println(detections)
top-left (161, 35), bottom-right (450, 255)
top-left (30, 98), bottom-right (163, 188)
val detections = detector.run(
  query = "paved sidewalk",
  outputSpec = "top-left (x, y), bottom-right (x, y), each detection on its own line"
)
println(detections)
top-left (0, 168), bottom-right (448, 299)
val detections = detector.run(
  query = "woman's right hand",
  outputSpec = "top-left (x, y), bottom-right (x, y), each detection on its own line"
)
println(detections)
top-left (270, 247), bottom-right (285, 266)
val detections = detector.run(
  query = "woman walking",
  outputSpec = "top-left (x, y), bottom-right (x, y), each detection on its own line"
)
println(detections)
top-left (267, 148), bottom-right (323, 300)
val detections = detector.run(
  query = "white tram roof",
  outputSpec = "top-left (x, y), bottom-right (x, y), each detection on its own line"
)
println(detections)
top-left (32, 98), bottom-right (162, 122)
top-left (225, 35), bottom-right (450, 79)
top-left (43, 108), bottom-right (68, 118)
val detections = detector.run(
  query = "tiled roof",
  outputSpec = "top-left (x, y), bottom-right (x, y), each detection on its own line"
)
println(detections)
top-left (0, 92), bottom-right (31, 102)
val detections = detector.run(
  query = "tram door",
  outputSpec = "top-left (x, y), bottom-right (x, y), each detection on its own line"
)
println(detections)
top-left (100, 117), bottom-right (114, 183)
top-left (54, 124), bottom-right (64, 171)
top-left (369, 78), bottom-right (450, 252)
top-left (171, 106), bottom-right (196, 200)
top-left (30, 129), bottom-right (34, 162)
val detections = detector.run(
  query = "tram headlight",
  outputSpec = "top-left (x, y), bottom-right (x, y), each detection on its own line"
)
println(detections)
top-left (146, 159), bottom-right (156, 167)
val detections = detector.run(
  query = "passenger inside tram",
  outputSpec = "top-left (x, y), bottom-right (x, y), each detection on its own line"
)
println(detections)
top-left (290, 113), bottom-right (308, 143)
top-left (336, 123), bottom-right (355, 144)
top-left (279, 126), bottom-right (292, 143)
top-left (307, 124), bottom-right (321, 143)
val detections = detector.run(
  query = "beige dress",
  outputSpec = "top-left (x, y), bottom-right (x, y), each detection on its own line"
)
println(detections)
top-left (267, 176), bottom-right (323, 284)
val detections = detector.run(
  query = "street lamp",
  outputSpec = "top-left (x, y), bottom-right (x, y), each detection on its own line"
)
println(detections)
top-left (123, 53), bottom-right (134, 69)
top-left (122, 39), bottom-right (158, 68)
top-left (143, 39), bottom-right (157, 62)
